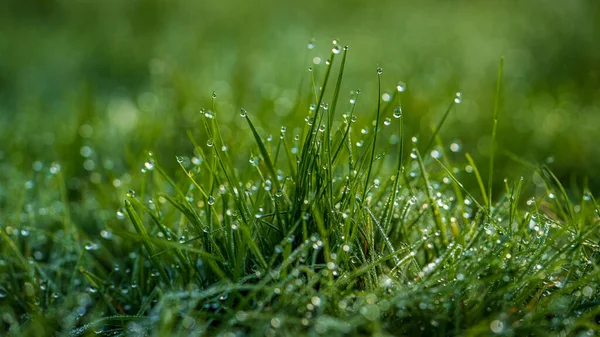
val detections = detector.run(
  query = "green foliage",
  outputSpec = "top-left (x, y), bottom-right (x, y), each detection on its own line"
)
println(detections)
top-left (1, 46), bottom-right (600, 336)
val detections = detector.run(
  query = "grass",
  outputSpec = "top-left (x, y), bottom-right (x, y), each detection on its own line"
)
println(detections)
top-left (1, 41), bottom-right (600, 337)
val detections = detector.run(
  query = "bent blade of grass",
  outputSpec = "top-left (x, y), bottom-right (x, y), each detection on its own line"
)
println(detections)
top-left (465, 152), bottom-right (490, 210)
top-left (243, 113), bottom-right (282, 193)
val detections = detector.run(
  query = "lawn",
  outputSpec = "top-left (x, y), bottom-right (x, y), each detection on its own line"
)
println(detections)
top-left (1, 1), bottom-right (599, 336)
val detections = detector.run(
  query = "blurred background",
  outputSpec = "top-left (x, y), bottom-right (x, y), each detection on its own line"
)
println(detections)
top-left (1, 0), bottom-right (599, 198)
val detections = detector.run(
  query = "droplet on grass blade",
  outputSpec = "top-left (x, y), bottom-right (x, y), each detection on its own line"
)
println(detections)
top-left (454, 91), bottom-right (462, 104)
top-left (397, 81), bottom-right (407, 92)
top-left (393, 106), bottom-right (403, 118)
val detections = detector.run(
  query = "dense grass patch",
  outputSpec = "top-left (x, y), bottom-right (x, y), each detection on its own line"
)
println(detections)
top-left (1, 43), bottom-right (599, 336)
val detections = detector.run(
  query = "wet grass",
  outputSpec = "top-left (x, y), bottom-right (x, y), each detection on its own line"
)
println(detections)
top-left (1, 42), bottom-right (600, 336)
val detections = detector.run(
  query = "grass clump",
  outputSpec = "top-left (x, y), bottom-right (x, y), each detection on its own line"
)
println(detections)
top-left (1, 42), bottom-right (600, 337)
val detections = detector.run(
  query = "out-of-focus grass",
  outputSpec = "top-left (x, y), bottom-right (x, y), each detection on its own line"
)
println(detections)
top-left (1, 0), bottom-right (599, 192)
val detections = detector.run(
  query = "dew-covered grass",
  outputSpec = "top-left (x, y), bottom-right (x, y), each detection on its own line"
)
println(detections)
top-left (1, 41), bottom-right (600, 337)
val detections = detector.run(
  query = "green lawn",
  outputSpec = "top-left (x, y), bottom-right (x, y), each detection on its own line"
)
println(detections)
top-left (1, 1), bottom-right (600, 336)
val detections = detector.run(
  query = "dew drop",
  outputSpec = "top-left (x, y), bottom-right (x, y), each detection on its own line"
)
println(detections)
top-left (454, 91), bottom-right (462, 104)
top-left (212, 91), bottom-right (217, 99)
top-left (308, 40), bottom-right (315, 50)
top-left (393, 106), bottom-right (403, 118)
top-left (207, 196), bottom-right (215, 206)
top-left (206, 139), bottom-right (214, 147)
top-left (49, 162), bottom-right (61, 175)
top-left (176, 156), bottom-right (184, 163)
top-left (377, 67), bottom-right (383, 75)
top-left (490, 320), bottom-right (504, 334)
top-left (116, 208), bottom-right (126, 219)
top-left (384, 117), bottom-right (392, 126)
top-left (127, 190), bottom-right (136, 198)
top-left (396, 81), bottom-right (407, 92)
top-left (332, 45), bottom-right (341, 54)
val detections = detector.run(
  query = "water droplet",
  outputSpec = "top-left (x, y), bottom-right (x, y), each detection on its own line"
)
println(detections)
top-left (396, 81), bottom-right (407, 92)
top-left (332, 45), bottom-right (341, 54)
top-left (144, 160), bottom-right (155, 170)
top-left (116, 208), bottom-right (125, 219)
top-left (382, 93), bottom-right (391, 102)
top-left (207, 196), bottom-right (215, 206)
top-left (127, 190), bottom-right (136, 198)
top-left (332, 38), bottom-right (339, 45)
top-left (49, 162), bottom-right (61, 175)
top-left (450, 143), bottom-right (461, 152)
top-left (361, 128), bottom-right (368, 134)
top-left (20, 228), bottom-right (30, 236)
top-left (377, 67), bottom-right (383, 75)
top-left (280, 126), bottom-right (287, 133)
top-left (490, 320), bottom-right (504, 334)
top-left (240, 108), bottom-right (247, 117)
top-left (384, 117), bottom-right (392, 126)
top-left (84, 242), bottom-right (94, 251)
top-left (454, 91), bottom-right (462, 104)
top-left (176, 156), bottom-right (184, 163)
top-left (343, 46), bottom-right (349, 51)
top-left (393, 106), bottom-right (403, 118)
top-left (100, 229), bottom-right (113, 239)
top-left (206, 139), bottom-right (213, 147)
top-left (212, 91), bottom-right (217, 99)
top-left (308, 66), bottom-right (313, 72)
